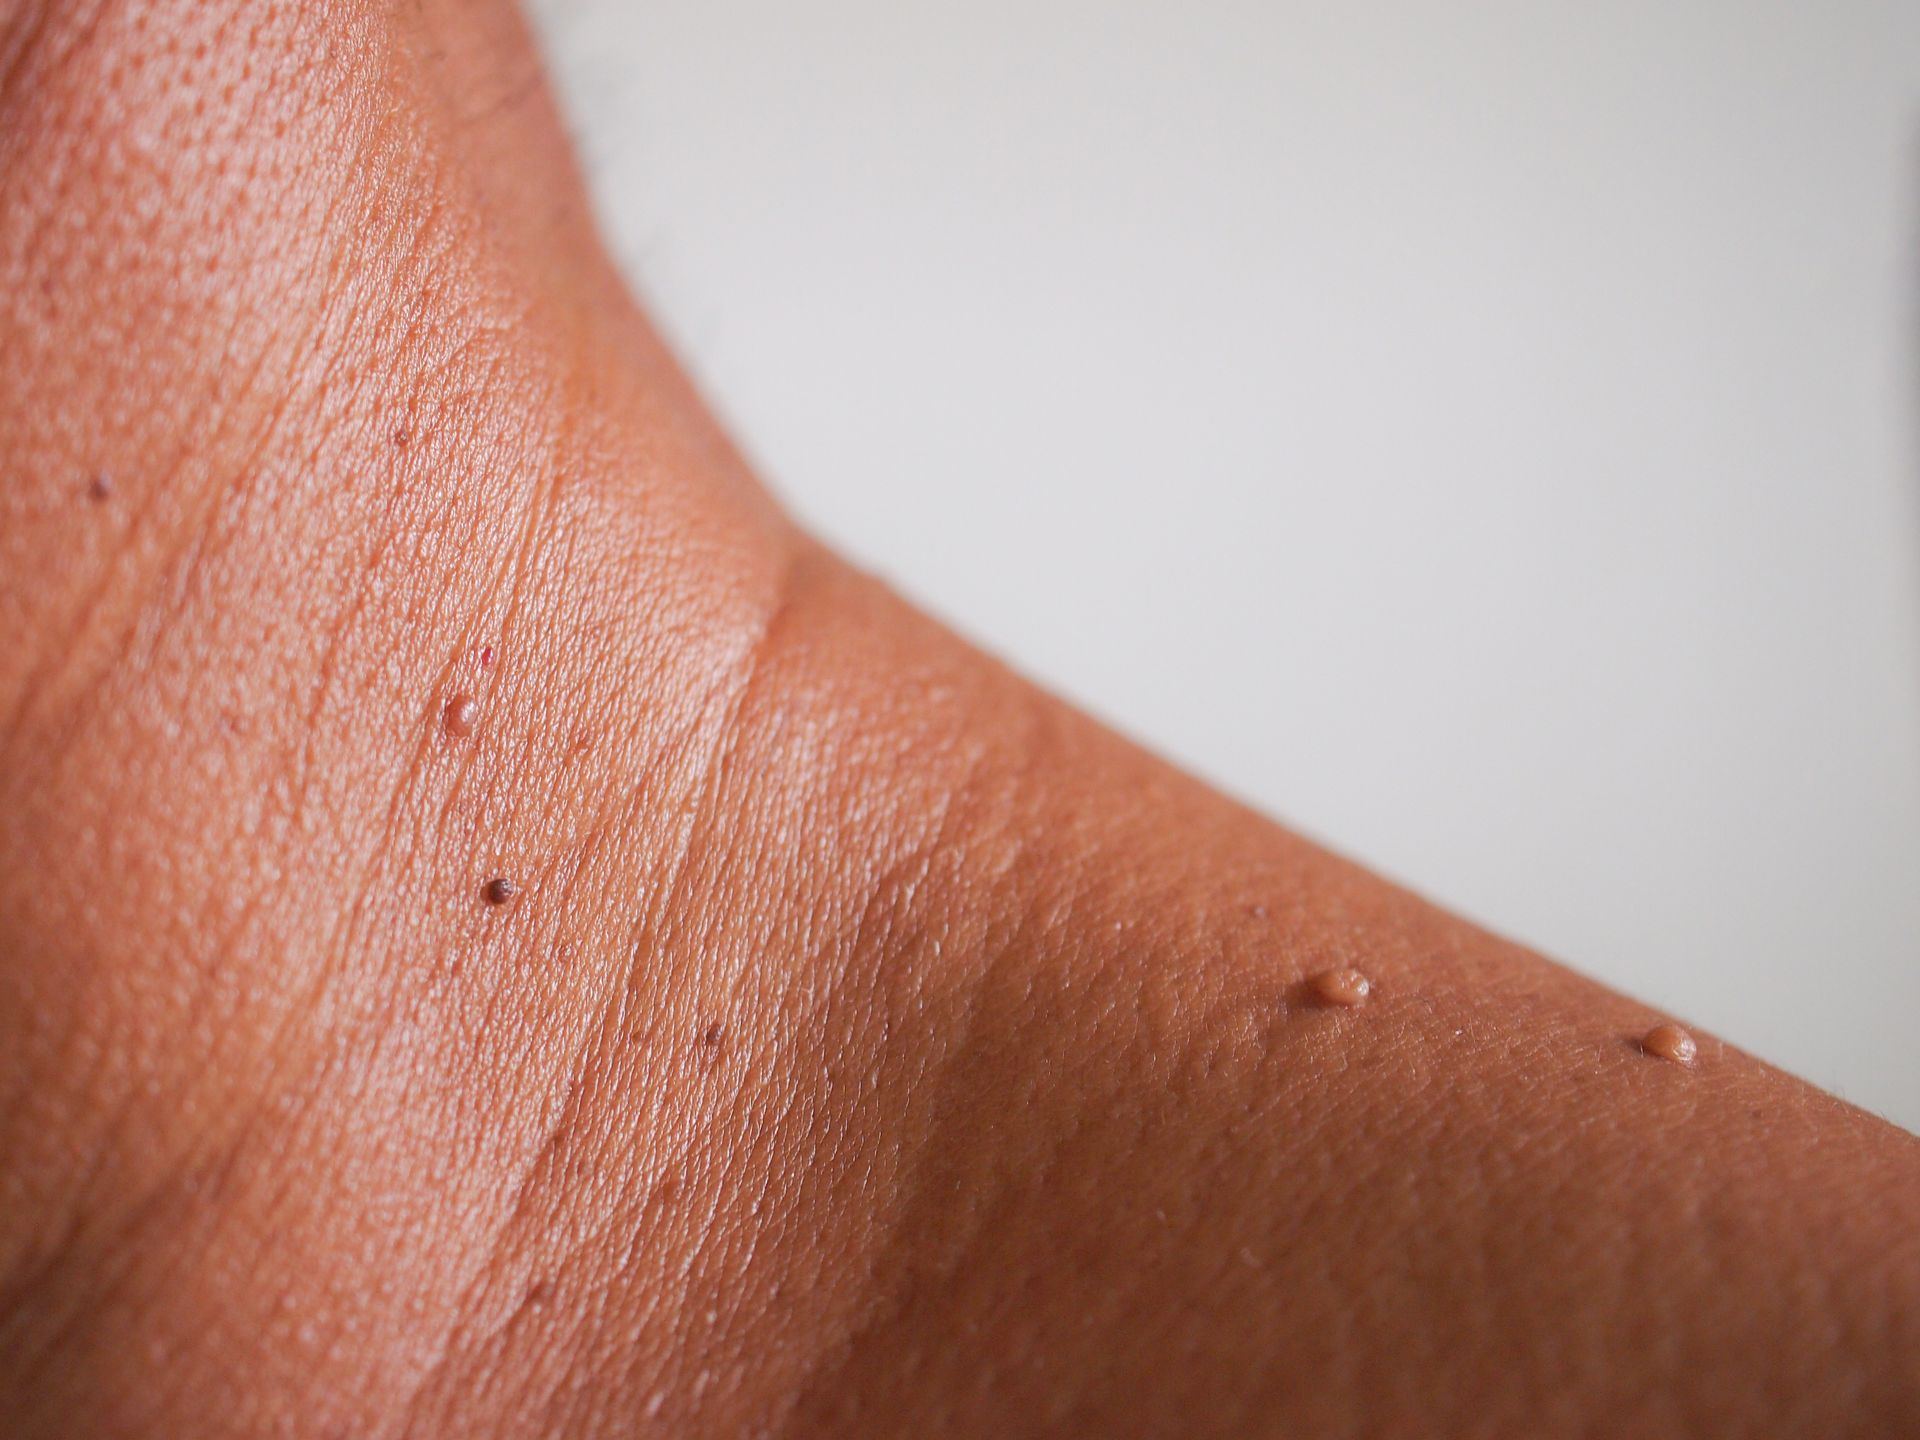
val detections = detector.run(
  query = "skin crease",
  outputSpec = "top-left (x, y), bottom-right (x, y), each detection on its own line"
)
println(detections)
top-left (0, 2), bottom-right (1914, 1436)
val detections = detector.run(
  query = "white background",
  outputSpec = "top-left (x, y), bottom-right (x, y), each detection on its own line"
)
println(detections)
top-left (529, 0), bottom-right (1920, 1131)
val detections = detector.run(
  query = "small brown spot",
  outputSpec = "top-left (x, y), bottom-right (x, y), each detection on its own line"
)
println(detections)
top-left (87, 473), bottom-right (112, 502)
top-left (443, 693), bottom-right (480, 738)
top-left (1308, 967), bottom-right (1372, 1008)
top-left (391, 426), bottom-right (411, 448)
top-left (1641, 1022), bottom-right (1696, 1066)
top-left (483, 877), bottom-right (517, 906)
top-left (699, 1022), bottom-right (725, 1048)
top-left (524, 1280), bottom-right (553, 1308)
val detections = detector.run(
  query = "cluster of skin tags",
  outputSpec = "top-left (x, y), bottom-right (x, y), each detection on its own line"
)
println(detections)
top-left (442, 689), bottom-right (1698, 1067)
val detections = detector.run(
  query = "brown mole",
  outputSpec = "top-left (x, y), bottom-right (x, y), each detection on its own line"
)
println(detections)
top-left (443, 693), bottom-right (480, 738)
top-left (1308, 967), bottom-right (1372, 1008)
top-left (1641, 1022), bottom-right (1697, 1066)
top-left (86, 473), bottom-right (112, 502)
top-left (483, 877), bottom-right (518, 906)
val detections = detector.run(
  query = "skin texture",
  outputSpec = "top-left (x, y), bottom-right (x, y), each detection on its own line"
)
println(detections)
top-left (0, 2), bottom-right (1914, 1435)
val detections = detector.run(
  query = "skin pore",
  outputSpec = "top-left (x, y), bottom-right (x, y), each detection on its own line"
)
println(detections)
top-left (0, 2), bottom-right (1915, 1435)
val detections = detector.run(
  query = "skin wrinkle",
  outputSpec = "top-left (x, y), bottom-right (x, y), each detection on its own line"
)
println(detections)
top-left (274, 217), bottom-right (558, 837)
top-left (259, 293), bottom-right (609, 1213)
top-left (401, 589), bottom-right (791, 1419)
top-left (419, 578), bottom-right (965, 1435)
top-left (394, 547), bottom-right (812, 1433)
top-left (127, 332), bottom-right (556, 1282)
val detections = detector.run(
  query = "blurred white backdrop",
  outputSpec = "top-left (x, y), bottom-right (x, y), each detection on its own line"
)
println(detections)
top-left (529, 0), bottom-right (1920, 1129)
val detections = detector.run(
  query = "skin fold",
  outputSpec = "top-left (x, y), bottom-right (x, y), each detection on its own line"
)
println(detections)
top-left (0, 2), bottom-right (1913, 1435)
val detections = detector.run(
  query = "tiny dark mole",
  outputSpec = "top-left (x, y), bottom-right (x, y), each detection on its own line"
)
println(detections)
top-left (443, 693), bottom-right (480, 738)
top-left (700, 1022), bottom-right (725, 1048)
top-left (483, 876), bottom-right (517, 906)
top-left (1641, 1022), bottom-right (1696, 1066)
top-left (87, 473), bottom-right (112, 501)
top-left (391, 426), bottom-right (411, 448)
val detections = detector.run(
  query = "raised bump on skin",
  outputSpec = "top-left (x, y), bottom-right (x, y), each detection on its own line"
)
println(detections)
top-left (1308, 968), bottom-right (1372, 1008)
top-left (1640, 1022), bottom-right (1696, 1066)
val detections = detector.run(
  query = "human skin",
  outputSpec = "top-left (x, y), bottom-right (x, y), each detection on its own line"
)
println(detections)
top-left (0, 2), bottom-right (1914, 1436)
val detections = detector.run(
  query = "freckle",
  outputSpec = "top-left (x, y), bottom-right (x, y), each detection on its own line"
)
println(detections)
top-left (700, 1022), bottom-right (725, 1048)
top-left (391, 426), bottom-right (411, 448)
top-left (87, 473), bottom-right (112, 502)
top-left (1308, 967), bottom-right (1372, 1008)
top-left (443, 693), bottom-right (480, 737)
top-left (483, 877), bottom-right (517, 906)
top-left (1641, 1022), bottom-right (1696, 1066)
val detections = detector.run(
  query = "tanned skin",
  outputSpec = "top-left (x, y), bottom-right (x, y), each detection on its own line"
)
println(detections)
top-left (0, 3), bottom-right (1913, 1435)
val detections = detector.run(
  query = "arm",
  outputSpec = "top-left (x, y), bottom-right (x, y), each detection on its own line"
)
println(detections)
top-left (1, 3), bottom-right (1912, 1435)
